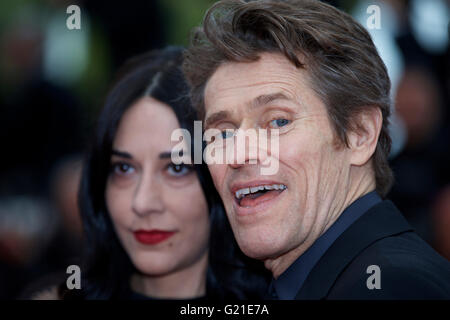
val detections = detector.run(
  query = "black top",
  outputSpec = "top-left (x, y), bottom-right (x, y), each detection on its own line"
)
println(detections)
top-left (119, 268), bottom-right (231, 301)
top-left (122, 288), bottom-right (209, 301)
top-left (294, 200), bottom-right (450, 299)
top-left (59, 267), bottom-right (236, 300)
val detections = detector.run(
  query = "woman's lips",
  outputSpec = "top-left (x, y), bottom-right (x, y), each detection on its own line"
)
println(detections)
top-left (133, 230), bottom-right (176, 245)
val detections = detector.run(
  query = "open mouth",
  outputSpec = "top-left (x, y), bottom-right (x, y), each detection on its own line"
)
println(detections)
top-left (234, 184), bottom-right (287, 208)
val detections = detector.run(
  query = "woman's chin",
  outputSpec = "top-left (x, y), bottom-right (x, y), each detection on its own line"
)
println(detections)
top-left (132, 256), bottom-right (174, 277)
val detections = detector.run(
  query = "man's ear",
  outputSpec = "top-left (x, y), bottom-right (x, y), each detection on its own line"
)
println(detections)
top-left (348, 108), bottom-right (382, 166)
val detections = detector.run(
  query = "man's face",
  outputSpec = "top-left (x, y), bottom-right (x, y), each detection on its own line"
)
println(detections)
top-left (204, 53), bottom-right (352, 262)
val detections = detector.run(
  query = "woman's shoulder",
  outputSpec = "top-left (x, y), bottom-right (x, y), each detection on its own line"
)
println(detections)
top-left (31, 286), bottom-right (60, 300)
top-left (19, 272), bottom-right (66, 300)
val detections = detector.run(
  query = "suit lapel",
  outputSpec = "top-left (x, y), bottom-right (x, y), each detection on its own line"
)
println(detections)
top-left (295, 200), bottom-right (414, 300)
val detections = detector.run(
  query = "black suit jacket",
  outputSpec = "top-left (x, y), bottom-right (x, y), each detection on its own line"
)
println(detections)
top-left (295, 200), bottom-right (450, 299)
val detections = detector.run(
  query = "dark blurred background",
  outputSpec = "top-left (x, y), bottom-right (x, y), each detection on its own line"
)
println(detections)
top-left (0, 0), bottom-right (448, 299)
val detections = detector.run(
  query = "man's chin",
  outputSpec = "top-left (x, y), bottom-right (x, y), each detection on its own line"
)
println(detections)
top-left (235, 236), bottom-right (284, 261)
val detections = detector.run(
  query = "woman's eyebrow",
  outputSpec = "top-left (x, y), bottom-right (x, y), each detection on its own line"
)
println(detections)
top-left (111, 149), bottom-right (133, 159)
top-left (159, 151), bottom-right (172, 159)
top-left (112, 150), bottom-right (174, 160)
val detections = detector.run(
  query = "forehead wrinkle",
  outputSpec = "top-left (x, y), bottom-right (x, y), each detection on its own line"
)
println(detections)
top-left (205, 56), bottom-right (310, 122)
top-left (208, 79), bottom-right (301, 106)
top-left (205, 83), bottom-right (305, 127)
top-left (205, 55), bottom-right (302, 98)
top-left (246, 83), bottom-right (307, 116)
top-left (209, 76), bottom-right (299, 93)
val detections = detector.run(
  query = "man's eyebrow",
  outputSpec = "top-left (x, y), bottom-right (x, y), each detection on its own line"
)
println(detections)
top-left (204, 110), bottom-right (231, 129)
top-left (111, 149), bottom-right (133, 159)
top-left (250, 92), bottom-right (292, 109)
top-left (204, 93), bottom-right (292, 129)
top-left (112, 150), bottom-right (174, 160)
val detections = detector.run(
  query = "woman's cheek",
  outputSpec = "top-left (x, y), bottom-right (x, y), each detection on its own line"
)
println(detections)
top-left (106, 183), bottom-right (132, 225)
top-left (173, 183), bottom-right (209, 235)
top-left (171, 183), bottom-right (208, 220)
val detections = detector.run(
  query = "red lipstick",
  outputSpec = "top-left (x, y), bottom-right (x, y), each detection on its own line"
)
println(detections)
top-left (134, 230), bottom-right (175, 245)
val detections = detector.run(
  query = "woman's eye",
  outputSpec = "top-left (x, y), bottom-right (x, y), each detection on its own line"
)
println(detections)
top-left (269, 119), bottom-right (290, 128)
top-left (167, 163), bottom-right (193, 177)
top-left (111, 162), bottom-right (135, 176)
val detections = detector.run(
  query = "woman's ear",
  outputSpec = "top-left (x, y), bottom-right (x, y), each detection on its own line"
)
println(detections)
top-left (348, 107), bottom-right (382, 166)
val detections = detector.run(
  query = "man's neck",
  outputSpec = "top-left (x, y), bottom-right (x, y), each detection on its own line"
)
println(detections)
top-left (265, 171), bottom-right (376, 279)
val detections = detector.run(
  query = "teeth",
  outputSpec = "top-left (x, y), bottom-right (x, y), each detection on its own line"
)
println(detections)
top-left (235, 184), bottom-right (287, 199)
top-left (234, 187), bottom-right (250, 200)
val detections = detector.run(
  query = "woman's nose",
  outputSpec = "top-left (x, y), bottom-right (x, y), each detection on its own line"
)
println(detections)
top-left (131, 172), bottom-right (165, 217)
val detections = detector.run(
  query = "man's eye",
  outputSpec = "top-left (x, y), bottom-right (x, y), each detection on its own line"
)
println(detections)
top-left (167, 163), bottom-right (193, 177)
top-left (269, 119), bottom-right (290, 128)
top-left (220, 130), bottom-right (235, 139)
top-left (111, 162), bottom-right (135, 175)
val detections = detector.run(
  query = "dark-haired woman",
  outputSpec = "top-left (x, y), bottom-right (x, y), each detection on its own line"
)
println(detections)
top-left (30, 47), bottom-right (269, 300)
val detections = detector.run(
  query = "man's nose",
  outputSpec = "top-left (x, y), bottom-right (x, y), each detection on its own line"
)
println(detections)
top-left (132, 171), bottom-right (164, 217)
top-left (228, 128), bottom-right (260, 169)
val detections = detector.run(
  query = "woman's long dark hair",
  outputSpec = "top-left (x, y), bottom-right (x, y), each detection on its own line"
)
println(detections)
top-left (62, 47), bottom-right (269, 299)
